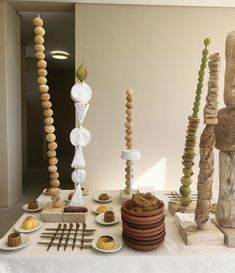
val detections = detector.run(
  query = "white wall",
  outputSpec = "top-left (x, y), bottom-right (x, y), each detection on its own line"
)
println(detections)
top-left (0, 2), bottom-right (22, 206)
top-left (75, 4), bottom-right (233, 192)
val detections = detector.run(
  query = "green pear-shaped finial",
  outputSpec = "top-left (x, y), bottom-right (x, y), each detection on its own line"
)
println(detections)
top-left (76, 62), bottom-right (87, 81)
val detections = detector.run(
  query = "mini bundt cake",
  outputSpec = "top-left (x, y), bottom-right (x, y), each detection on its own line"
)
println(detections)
top-left (104, 211), bottom-right (115, 222)
top-left (96, 235), bottom-right (115, 250)
top-left (21, 216), bottom-right (37, 230)
top-left (28, 200), bottom-right (38, 210)
top-left (7, 232), bottom-right (22, 247)
top-left (98, 193), bottom-right (109, 201)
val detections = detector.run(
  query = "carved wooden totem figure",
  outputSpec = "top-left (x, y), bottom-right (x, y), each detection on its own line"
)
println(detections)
top-left (195, 53), bottom-right (220, 229)
top-left (215, 31), bottom-right (235, 228)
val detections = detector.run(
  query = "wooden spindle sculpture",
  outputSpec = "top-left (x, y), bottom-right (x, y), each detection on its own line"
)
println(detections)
top-left (125, 89), bottom-right (134, 194)
top-left (215, 31), bottom-right (235, 228)
top-left (179, 38), bottom-right (210, 206)
top-left (195, 53), bottom-right (220, 229)
top-left (33, 16), bottom-right (62, 208)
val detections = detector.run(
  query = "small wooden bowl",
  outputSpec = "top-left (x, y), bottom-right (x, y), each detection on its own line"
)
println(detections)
top-left (122, 216), bottom-right (165, 229)
top-left (123, 225), bottom-right (165, 241)
top-left (122, 200), bottom-right (164, 217)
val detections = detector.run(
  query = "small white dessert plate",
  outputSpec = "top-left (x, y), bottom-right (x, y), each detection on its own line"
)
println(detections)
top-left (0, 234), bottom-right (29, 251)
top-left (93, 194), bottom-right (112, 203)
top-left (92, 236), bottom-right (123, 253)
top-left (43, 188), bottom-right (61, 195)
top-left (92, 205), bottom-right (113, 215)
top-left (22, 202), bottom-right (44, 212)
top-left (96, 213), bottom-right (120, 226)
top-left (15, 219), bottom-right (43, 233)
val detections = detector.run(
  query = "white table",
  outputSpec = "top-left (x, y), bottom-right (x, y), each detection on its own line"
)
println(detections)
top-left (1, 190), bottom-right (235, 273)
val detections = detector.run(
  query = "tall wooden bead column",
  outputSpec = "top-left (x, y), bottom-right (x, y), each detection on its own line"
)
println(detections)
top-left (33, 16), bottom-right (62, 208)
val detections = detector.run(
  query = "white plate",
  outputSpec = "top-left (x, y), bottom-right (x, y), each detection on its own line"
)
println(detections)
top-left (15, 219), bottom-right (42, 233)
top-left (43, 188), bottom-right (61, 195)
top-left (93, 194), bottom-right (113, 203)
top-left (22, 202), bottom-right (44, 212)
top-left (92, 236), bottom-right (123, 253)
top-left (96, 213), bottom-right (120, 226)
top-left (92, 205), bottom-right (113, 215)
top-left (0, 234), bottom-right (29, 251)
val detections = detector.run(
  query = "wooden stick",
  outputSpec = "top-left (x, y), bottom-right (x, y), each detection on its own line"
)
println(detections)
top-left (45, 227), bottom-right (95, 232)
top-left (40, 235), bottom-right (93, 242)
top-left (72, 223), bottom-right (79, 250)
top-left (38, 242), bottom-right (92, 249)
top-left (47, 223), bottom-right (61, 251)
top-left (64, 223), bottom-right (73, 250)
top-left (80, 223), bottom-right (86, 250)
top-left (57, 223), bottom-right (67, 251)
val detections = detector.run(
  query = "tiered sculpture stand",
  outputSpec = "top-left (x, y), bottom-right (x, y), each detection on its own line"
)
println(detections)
top-left (168, 38), bottom-right (210, 215)
top-left (33, 16), bottom-right (62, 208)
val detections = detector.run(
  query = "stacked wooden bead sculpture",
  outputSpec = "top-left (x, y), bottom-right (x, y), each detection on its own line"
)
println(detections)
top-left (33, 16), bottom-right (62, 208)
top-left (195, 53), bottom-right (220, 229)
top-left (179, 38), bottom-right (210, 207)
top-left (124, 89), bottom-right (134, 194)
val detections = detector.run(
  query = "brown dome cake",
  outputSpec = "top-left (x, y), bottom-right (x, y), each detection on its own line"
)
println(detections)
top-left (98, 193), bottom-right (109, 201)
top-left (96, 235), bottom-right (115, 250)
top-left (121, 192), bottom-right (165, 251)
top-left (8, 232), bottom-right (22, 247)
top-left (104, 211), bottom-right (115, 222)
top-left (28, 200), bottom-right (38, 210)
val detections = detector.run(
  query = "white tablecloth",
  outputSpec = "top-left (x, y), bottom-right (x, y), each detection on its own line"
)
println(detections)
top-left (0, 190), bottom-right (235, 273)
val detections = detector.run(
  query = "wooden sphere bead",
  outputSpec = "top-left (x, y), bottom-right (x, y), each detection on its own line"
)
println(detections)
top-left (125, 122), bottom-right (133, 129)
top-left (38, 68), bottom-right (47, 76)
top-left (125, 135), bottom-right (133, 141)
top-left (53, 200), bottom-right (63, 208)
top-left (33, 17), bottom-right (43, 27)
top-left (34, 35), bottom-right (44, 44)
top-left (48, 165), bottom-right (57, 173)
top-left (126, 160), bottom-right (132, 167)
top-left (50, 179), bottom-right (60, 188)
top-left (126, 95), bottom-right (133, 102)
top-left (46, 133), bottom-right (56, 143)
top-left (47, 150), bottom-right (56, 158)
top-left (34, 44), bottom-right (45, 52)
top-left (37, 76), bottom-right (47, 85)
top-left (126, 116), bottom-right (133, 122)
top-left (44, 117), bottom-right (54, 125)
top-left (41, 100), bottom-right (52, 109)
top-left (126, 102), bottom-right (133, 109)
top-left (45, 125), bottom-right (55, 133)
top-left (48, 141), bottom-right (57, 150)
top-left (126, 109), bottom-right (133, 115)
top-left (34, 26), bottom-right (45, 36)
top-left (43, 108), bottom-right (53, 117)
top-left (37, 60), bottom-right (47, 69)
top-left (126, 141), bottom-right (133, 148)
top-left (51, 194), bottom-right (60, 202)
top-left (50, 171), bottom-right (59, 179)
top-left (125, 167), bottom-right (130, 172)
top-left (41, 93), bottom-right (50, 101)
top-left (35, 52), bottom-right (45, 60)
top-left (126, 128), bottom-right (133, 135)
top-left (39, 84), bottom-right (49, 93)
top-left (49, 157), bottom-right (58, 165)
top-left (126, 88), bottom-right (134, 96)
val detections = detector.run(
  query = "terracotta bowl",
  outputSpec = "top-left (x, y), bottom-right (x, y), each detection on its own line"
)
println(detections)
top-left (122, 217), bottom-right (165, 229)
top-left (121, 208), bottom-right (163, 222)
top-left (123, 227), bottom-right (165, 242)
top-left (121, 213), bottom-right (164, 226)
top-left (122, 200), bottom-right (164, 217)
top-left (122, 222), bottom-right (165, 237)
top-left (123, 231), bottom-right (165, 245)
top-left (123, 234), bottom-right (164, 251)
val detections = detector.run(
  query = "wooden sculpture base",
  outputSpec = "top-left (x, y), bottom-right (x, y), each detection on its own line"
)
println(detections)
top-left (212, 219), bottom-right (235, 247)
top-left (168, 200), bottom-right (197, 216)
top-left (178, 218), bottom-right (224, 246)
top-left (40, 202), bottom-right (87, 223)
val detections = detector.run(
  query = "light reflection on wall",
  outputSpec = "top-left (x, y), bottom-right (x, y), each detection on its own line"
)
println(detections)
top-left (134, 157), bottom-right (167, 190)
